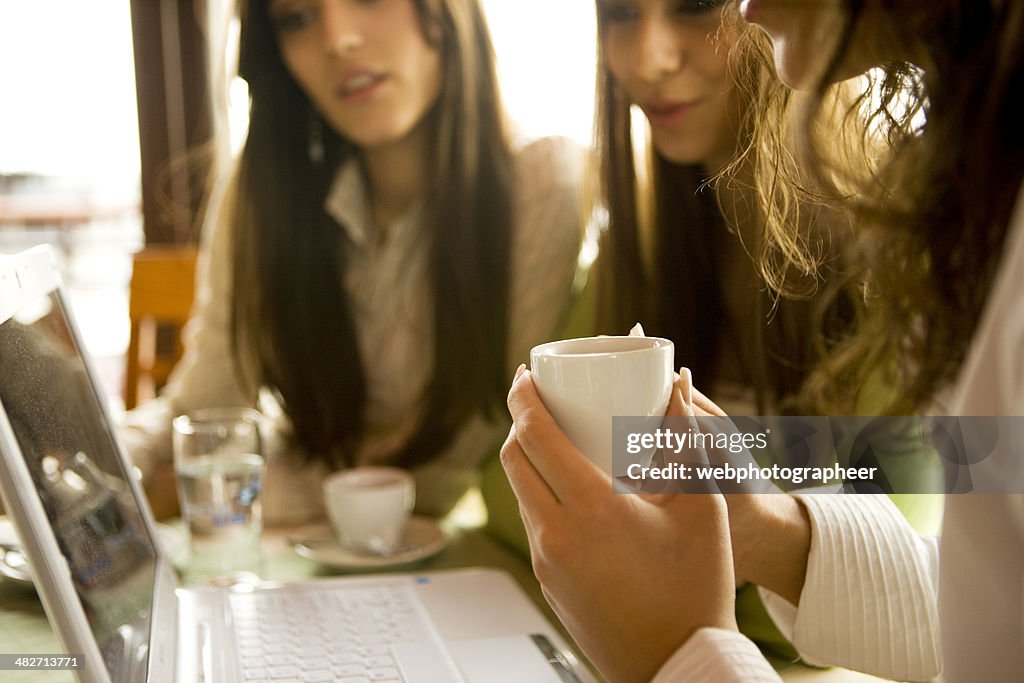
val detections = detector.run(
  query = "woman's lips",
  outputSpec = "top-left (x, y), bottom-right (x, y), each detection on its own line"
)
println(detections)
top-left (337, 72), bottom-right (386, 103)
top-left (641, 100), bottom-right (699, 128)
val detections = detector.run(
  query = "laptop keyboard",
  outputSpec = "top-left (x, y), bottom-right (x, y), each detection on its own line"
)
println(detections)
top-left (229, 583), bottom-right (440, 683)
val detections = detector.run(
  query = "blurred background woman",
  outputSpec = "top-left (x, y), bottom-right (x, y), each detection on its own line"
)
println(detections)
top-left (122, 0), bottom-right (585, 525)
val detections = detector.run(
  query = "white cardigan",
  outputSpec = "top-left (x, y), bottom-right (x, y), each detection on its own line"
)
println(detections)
top-left (655, 184), bottom-right (1024, 682)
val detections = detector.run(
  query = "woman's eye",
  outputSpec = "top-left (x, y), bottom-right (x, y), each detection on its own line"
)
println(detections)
top-left (674, 0), bottom-right (727, 16)
top-left (599, 2), bottom-right (640, 24)
top-left (271, 6), bottom-right (318, 33)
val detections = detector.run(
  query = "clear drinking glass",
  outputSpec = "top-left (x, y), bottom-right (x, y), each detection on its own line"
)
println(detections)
top-left (172, 408), bottom-right (265, 585)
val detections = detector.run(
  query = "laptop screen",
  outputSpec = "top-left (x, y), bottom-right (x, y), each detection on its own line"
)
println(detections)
top-left (0, 288), bottom-right (157, 679)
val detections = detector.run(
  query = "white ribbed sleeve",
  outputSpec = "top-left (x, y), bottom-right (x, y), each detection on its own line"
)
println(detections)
top-left (759, 494), bottom-right (942, 681)
top-left (652, 628), bottom-right (782, 682)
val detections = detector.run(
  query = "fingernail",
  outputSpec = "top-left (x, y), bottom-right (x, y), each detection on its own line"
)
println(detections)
top-left (514, 363), bottom-right (527, 380)
top-left (679, 366), bottom-right (693, 406)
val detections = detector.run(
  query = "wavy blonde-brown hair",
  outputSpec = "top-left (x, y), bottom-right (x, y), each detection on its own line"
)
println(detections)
top-left (737, 0), bottom-right (1024, 414)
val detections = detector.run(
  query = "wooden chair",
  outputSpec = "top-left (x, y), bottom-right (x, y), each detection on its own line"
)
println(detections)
top-left (124, 245), bottom-right (199, 409)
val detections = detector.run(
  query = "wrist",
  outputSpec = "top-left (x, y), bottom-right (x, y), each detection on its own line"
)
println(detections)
top-left (727, 493), bottom-right (811, 606)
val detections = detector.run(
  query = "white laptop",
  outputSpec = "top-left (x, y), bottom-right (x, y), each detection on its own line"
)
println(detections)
top-left (0, 246), bottom-right (593, 683)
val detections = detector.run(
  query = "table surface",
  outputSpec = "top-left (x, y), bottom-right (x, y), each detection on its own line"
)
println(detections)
top-left (0, 517), bottom-right (886, 683)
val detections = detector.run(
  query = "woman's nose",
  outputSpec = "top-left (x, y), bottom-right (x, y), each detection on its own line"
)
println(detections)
top-left (322, 1), bottom-right (364, 57)
top-left (635, 18), bottom-right (684, 82)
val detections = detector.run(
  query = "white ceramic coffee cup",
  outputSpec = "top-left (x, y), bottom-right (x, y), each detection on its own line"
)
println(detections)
top-left (322, 467), bottom-right (415, 555)
top-left (530, 336), bottom-right (675, 476)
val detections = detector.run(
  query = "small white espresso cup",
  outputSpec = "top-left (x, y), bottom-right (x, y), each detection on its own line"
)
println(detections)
top-left (530, 336), bottom-right (675, 476)
top-left (322, 467), bottom-right (415, 555)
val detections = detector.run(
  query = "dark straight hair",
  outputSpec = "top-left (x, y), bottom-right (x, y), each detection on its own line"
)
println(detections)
top-left (231, 0), bottom-right (514, 469)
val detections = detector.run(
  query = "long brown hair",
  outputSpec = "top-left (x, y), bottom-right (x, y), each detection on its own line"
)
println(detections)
top-left (230, 0), bottom-right (514, 468)
top-left (593, 3), bottom-right (838, 411)
top-left (752, 0), bottom-right (1024, 413)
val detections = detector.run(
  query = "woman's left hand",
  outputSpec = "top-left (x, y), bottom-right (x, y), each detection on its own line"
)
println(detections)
top-left (501, 367), bottom-right (738, 683)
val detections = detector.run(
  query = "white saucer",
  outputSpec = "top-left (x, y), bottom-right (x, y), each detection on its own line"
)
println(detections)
top-left (290, 516), bottom-right (449, 570)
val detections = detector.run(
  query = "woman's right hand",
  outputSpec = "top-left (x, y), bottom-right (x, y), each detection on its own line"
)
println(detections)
top-left (502, 367), bottom-right (738, 683)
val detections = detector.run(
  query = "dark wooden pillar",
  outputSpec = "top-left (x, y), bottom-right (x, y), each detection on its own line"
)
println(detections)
top-left (130, 0), bottom-right (213, 245)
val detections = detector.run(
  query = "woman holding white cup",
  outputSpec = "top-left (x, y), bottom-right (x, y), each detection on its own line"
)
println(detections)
top-left (502, 0), bottom-right (1024, 681)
